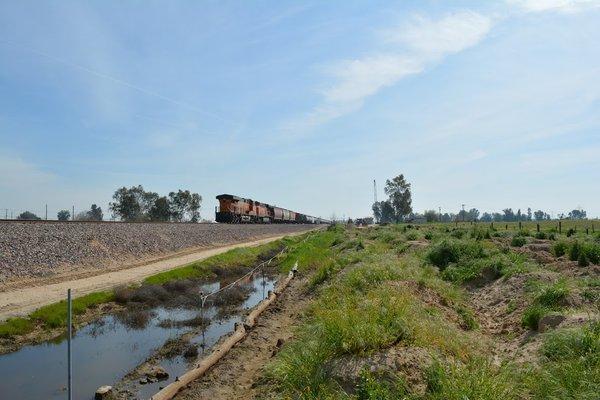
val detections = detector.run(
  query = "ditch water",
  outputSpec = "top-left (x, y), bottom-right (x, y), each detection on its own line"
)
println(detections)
top-left (0, 272), bottom-right (276, 400)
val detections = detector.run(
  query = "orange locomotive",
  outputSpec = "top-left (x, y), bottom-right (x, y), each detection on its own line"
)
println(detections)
top-left (215, 194), bottom-right (328, 224)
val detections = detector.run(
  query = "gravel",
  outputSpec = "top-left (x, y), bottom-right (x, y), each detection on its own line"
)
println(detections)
top-left (0, 222), bottom-right (315, 283)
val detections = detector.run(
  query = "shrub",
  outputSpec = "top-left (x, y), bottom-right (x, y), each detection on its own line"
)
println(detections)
top-left (536, 280), bottom-right (569, 308)
top-left (450, 230), bottom-right (465, 239)
top-left (566, 228), bottom-right (576, 237)
top-left (405, 231), bottom-right (419, 241)
top-left (578, 252), bottom-right (589, 267)
top-left (522, 304), bottom-right (548, 330)
top-left (582, 242), bottom-right (600, 264)
top-left (424, 359), bottom-right (520, 400)
top-left (541, 321), bottom-right (600, 361)
top-left (535, 232), bottom-right (547, 240)
top-left (569, 241), bottom-right (582, 261)
top-left (511, 236), bottom-right (527, 247)
top-left (552, 241), bottom-right (568, 257)
top-left (441, 254), bottom-right (509, 285)
top-left (455, 305), bottom-right (478, 330)
top-left (426, 240), bottom-right (485, 270)
top-left (356, 369), bottom-right (407, 400)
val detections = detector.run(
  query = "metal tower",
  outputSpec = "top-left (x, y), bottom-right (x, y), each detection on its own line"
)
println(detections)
top-left (373, 180), bottom-right (377, 204)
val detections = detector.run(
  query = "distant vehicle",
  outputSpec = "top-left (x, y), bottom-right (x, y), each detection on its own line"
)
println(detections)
top-left (215, 194), bottom-right (329, 224)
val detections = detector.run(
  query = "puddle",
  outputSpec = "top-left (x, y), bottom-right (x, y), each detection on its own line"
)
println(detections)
top-left (0, 272), bottom-right (276, 400)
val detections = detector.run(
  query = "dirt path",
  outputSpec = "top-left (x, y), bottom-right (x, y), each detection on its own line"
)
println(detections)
top-left (173, 274), bottom-right (312, 400)
top-left (0, 231), bottom-right (312, 321)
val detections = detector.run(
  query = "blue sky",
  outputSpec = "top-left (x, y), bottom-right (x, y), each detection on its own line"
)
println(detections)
top-left (0, 0), bottom-right (599, 220)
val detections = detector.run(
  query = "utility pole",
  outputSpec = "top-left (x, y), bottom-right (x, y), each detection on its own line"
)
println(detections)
top-left (72, 206), bottom-right (75, 221)
top-left (67, 289), bottom-right (72, 400)
top-left (4, 209), bottom-right (7, 219)
top-left (45, 204), bottom-right (48, 220)
top-left (373, 180), bottom-right (377, 204)
top-left (438, 207), bottom-right (441, 222)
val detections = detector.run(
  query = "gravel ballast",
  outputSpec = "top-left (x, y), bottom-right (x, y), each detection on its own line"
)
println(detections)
top-left (0, 222), bottom-right (316, 283)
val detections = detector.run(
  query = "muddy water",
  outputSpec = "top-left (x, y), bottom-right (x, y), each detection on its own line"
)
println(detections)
top-left (0, 273), bottom-right (276, 400)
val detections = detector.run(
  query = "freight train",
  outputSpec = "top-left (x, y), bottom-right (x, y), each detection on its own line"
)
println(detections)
top-left (215, 194), bottom-right (330, 224)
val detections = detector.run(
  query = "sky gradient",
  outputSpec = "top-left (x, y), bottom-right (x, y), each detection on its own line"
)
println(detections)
top-left (0, 0), bottom-right (599, 220)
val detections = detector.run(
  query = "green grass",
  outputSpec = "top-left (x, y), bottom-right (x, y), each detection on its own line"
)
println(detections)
top-left (522, 280), bottom-right (570, 330)
top-left (278, 227), bottom-right (342, 273)
top-left (30, 291), bottom-right (114, 329)
top-left (0, 317), bottom-right (34, 338)
top-left (525, 321), bottom-right (600, 399)
top-left (144, 239), bottom-right (285, 285)
top-left (266, 228), bottom-right (477, 399)
top-left (264, 224), bottom-right (600, 400)
top-left (0, 291), bottom-right (115, 337)
top-left (510, 236), bottom-right (527, 247)
top-left (425, 236), bottom-right (534, 285)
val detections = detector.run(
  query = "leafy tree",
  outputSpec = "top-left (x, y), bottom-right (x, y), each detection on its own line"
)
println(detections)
top-left (468, 208), bottom-right (479, 221)
top-left (384, 174), bottom-right (412, 222)
top-left (440, 213), bottom-right (455, 223)
top-left (480, 212), bottom-right (493, 222)
top-left (88, 204), bottom-right (103, 221)
top-left (534, 210), bottom-right (545, 221)
top-left (109, 185), bottom-right (157, 221)
top-left (424, 209), bottom-right (438, 222)
top-left (568, 209), bottom-right (587, 220)
top-left (17, 211), bottom-right (41, 220)
top-left (372, 200), bottom-right (395, 223)
top-left (75, 205), bottom-right (104, 221)
top-left (503, 208), bottom-right (515, 222)
top-left (57, 210), bottom-right (71, 221)
top-left (379, 201), bottom-right (396, 223)
top-left (168, 190), bottom-right (202, 222)
top-left (149, 196), bottom-right (171, 221)
top-left (372, 202), bottom-right (382, 223)
top-left (527, 207), bottom-right (532, 221)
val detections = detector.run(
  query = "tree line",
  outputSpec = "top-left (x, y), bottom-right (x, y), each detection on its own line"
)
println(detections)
top-left (422, 207), bottom-right (587, 223)
top-left (14, 185), bottom-right (202, 222)
top-left (109, 185), bottom-right (202, 222)
top-left (372, 174), bottom-right (589, 223)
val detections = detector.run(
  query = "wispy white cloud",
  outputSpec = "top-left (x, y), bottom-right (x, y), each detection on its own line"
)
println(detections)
top-left (284, 11), bottom-right (492, 133)
top-left (507, 0), bottom-right (600, 13)
top-left (385, 11), bottom-right (492, 55)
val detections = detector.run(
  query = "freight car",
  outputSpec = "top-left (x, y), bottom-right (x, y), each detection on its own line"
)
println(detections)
top-left (215, 194), bottom-right (329, 224)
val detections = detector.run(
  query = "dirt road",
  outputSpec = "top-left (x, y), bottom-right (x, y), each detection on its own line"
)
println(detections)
top-left (0, 231), bottom-right (312, 321)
